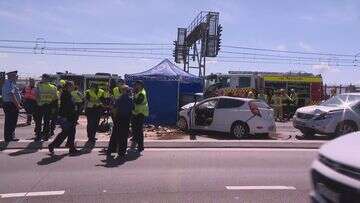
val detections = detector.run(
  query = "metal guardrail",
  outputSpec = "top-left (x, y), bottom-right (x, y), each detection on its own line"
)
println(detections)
top-left (186, 11), bottom-right (209, 37)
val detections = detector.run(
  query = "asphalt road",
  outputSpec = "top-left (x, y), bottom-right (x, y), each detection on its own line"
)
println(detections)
top-left (0, 148), bottom-right (317, 203)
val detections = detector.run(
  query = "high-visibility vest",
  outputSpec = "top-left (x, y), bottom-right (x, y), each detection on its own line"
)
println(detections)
top-left (113, 87), bottom-right (122, 100)
top-left (290, 93), bottom-right (298, 106)
top-left (85, 88), bottom-right (105, 108)
top-left (23, 86), bottom-right (37, 100)
top-left (71, 90), bottom-right (83, 103)
top-left (37, 83), bottom-right (58, 106)
top-left (133, 89), bottom-right (149, 117)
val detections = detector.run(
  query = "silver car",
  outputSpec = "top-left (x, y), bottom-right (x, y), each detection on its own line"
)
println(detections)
top-left (293, 93), bottom-right (360, 138)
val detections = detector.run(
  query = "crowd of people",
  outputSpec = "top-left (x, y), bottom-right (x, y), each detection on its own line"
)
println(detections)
top-left (2, 70), bottom-right (149, 158)
top-left (247, 88), bottom-right (299, 122)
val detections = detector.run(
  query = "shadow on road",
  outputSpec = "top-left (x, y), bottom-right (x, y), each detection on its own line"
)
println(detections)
top-left (295, 135), bottom-right (332, 140)
top-left (96, 149), bottom-right (140, 168)
top-left (79, 140), bottom-right (96, 154)
top-left (8, 141), bottom-right (43, 156)
top-left (37, 153), bottom-right (68, 165)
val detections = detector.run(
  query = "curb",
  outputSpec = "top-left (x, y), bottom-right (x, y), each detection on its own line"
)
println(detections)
top-left (0, 140), bottom-right (326, 150)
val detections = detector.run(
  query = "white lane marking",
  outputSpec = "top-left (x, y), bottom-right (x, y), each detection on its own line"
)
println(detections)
top-left (145, 148), bottom-right (317, 152)
top-left (1, 148), bottom-right (317, 153)
top-left (226, 186), bottom-right (296, 190)
top-left (0, 190), bottom-right (65, 198)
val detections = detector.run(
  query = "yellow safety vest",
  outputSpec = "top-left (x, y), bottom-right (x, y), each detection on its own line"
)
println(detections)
top-left (113, 87), bottom-right (122, 100)
top-left (71, 90), bottom-right (83, 103)
top-left (85, 89), bottom-right (105, 108)
top-left (37, 83), bottom-right (58, 106)
top-left (133, 89), bottom-right (149, 117)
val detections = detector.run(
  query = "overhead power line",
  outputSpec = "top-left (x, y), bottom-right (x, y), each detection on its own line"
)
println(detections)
top-left (0, 50), bottom-right (168, 60)
top-left (209, 59), bottom-right (356, 67)
top-left (0, 39), bottom-right (171, 46)
top-left (222, 45), bottom-right (355, 57)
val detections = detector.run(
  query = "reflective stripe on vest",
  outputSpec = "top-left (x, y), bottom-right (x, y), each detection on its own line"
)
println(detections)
top-left (23, 86), bottom-right (36, 100)
top-left (86, 89), bottom-right (104, 108)
top-left (133, 89), bottom-right (149, 116)
top-left (37, 83), bottom-right (57, 106)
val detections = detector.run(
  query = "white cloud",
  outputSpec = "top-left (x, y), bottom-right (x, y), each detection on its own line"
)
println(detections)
top-left (298, 42), bottom-right (313, 52)
top-left (312, 62), bottom-right (339, 74)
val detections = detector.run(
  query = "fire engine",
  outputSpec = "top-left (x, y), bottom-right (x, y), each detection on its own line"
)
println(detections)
top-left (205, 71), bottom-right (323, 106)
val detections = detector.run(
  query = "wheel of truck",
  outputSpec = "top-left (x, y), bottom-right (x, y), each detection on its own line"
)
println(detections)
top-left (177, 117), bottom-right (188, 132)
top-left (231, 122), bottom-right (249, 139)
top-left (335, 121), bottom-right (357, 137)
top-left (300, 130), bottom-right (315, 139)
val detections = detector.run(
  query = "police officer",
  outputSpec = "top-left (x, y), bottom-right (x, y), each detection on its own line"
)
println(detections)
top-left (34, 74), bottom-right (58, 141)
top-left (85, 83), bottom-right (105, 142)
top-left (22, 78), bottom-right (37, 125)
top-left (71, 85), bottom-right (84, 122)
top-left (2, 71), bottom-right (21, 142)
top-left (48, 81), bottom-right (79, 155)
top-left (107, 85), bottom-right (133, 158)
top-left (48, 84), bottom-right (62, 138)
top-left (131, 81), bottom-right (149, 153)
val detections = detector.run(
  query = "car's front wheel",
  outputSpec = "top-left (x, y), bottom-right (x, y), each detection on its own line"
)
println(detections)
top-left (231, 122), bottom-right (249, 139)
top-left (177, 117), bottom-right (189, 132)
top-left (300, 129), bottom-right (315, 139)
top-left (335, 121), bottom-right (358, 137)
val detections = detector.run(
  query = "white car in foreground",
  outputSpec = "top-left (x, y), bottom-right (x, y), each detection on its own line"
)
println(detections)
top-left (177, 96), bottom-right (276, 139)
top-left (310, 132), bottom-right (360, 202)
top-left (293, 93), bottom-right (360, 138)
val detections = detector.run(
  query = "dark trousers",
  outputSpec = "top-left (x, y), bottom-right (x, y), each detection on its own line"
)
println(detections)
top-left (49, 106), bottom-right (58, 136)
top-left (131, 114), bottom-right (145, 151)
top-left (3, 102), bottom-right (19, 141)
top-left (24, 99), bottom-right (37, 124)
top-left (49, 122), bottom-right (76, 149)
top-left (108, 117), bottom-right (130, 155)
top-left (34, 104), bottom-right (52, 138)
top-left (85, 107), bottom-right (101, 140)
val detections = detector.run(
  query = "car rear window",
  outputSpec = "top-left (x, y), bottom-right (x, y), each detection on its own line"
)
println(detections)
top-left (217, 98), bottom-right (245, 109)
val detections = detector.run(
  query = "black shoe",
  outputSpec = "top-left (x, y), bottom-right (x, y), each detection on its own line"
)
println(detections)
top-left (9, 138), bottom-right (19, 142)
top-left (34, 136), bottom-right (42, 142)
top-left (48, 145), bottom-right (54, 155)
top-left (69, 148), bottom-right (80, 155)
top-left (137, 147), bottom-right (144, 153)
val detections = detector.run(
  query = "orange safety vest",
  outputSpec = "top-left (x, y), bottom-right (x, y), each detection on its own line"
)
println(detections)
top-left (23, 86), bottom-right (37, 100)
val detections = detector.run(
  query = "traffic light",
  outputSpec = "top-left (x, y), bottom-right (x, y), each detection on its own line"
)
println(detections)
top-left (216, 24), bottom-right (222, 55)
top-left (173, 41), bottom-right (179, 63)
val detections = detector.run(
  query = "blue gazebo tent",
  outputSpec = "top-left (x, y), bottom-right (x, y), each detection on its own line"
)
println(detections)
top-left (125, 59), bottom-right (203, 125)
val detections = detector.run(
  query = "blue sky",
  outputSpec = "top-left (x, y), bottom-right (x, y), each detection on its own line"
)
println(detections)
top-left (0, 0), bottom-right (359, 84)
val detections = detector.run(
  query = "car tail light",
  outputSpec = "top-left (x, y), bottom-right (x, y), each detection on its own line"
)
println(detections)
top-left (249, 102), bottom-right (261, 117)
